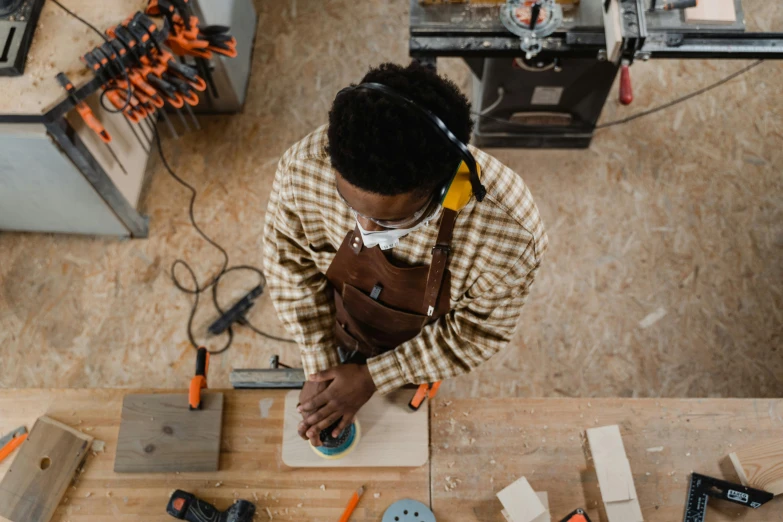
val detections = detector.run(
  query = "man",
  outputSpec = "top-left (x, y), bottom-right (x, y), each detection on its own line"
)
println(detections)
top-left (263, 62), bottom-right (547, 447)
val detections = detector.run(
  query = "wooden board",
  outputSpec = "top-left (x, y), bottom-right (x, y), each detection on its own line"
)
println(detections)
top-left (586, 425), bottom-right (642, 522)
top-left (114, 393), bottom-right (223, 473)
top-left (281, 390), bottom-right (428, 468)
top-left (0, 389), bottom-right (429, 522)
top-left (603, 0), bottom-right (623, 63)
top-left (685, 0), bottom-right (737, 24)
top-left (430, 398), bottom-right (783, 522)
top-left (729, 439), bottom-right (783, 495)
top-left (0, 416), bottom-right (92, 522)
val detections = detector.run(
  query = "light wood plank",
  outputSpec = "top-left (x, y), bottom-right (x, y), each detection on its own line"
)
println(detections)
top-left (0, 389), bottom-right (429, 522)
top-left (729, 438), bottom-right (783, 495)
top-left (430, 398), bottom-right (783, 522)
top-left (685, 0), bottom-right (737, 24)
top-left (281, 390), bottom-right (428, 468)
top-left (0, 416), bottom-right (93, 522)
top-left (114, 393), bottom-right (224, 473)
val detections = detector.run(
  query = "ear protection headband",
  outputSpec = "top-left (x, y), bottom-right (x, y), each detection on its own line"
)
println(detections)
top-left (336, 82), bottom-right (487, 210)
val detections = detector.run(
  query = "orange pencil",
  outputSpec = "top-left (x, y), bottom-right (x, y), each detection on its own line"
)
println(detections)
top-left (338, 485), bottom-right (365, 522)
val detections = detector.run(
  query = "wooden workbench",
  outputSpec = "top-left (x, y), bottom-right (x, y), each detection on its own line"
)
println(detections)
top-left (430, 398), bottom-right (783, 522)
top-left (2, 392), bottom-right (782, 522)
top-left (0, 390), bottom-right (428, 522)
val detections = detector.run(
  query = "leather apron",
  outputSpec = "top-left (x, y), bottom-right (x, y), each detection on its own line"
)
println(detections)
top-left (325, 209), bottom-right (458, 360)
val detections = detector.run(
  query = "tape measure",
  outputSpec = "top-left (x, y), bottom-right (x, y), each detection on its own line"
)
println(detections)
top-left (683, 473), bottom-right (773, 522)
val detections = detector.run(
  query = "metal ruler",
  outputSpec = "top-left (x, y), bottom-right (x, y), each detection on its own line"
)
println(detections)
top-left (684, 473), bottom-right (773, 522)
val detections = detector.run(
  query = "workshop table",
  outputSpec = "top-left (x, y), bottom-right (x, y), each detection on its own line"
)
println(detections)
top-left (430, 398), bottom-right (783, 522)
top-left (2, 392), bottom-right (782, 522)
top-left (0, 389), bottom-right (428, 522)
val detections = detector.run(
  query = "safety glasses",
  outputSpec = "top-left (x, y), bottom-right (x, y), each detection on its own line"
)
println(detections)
top-left (336, 188), bottom-right (440, 230)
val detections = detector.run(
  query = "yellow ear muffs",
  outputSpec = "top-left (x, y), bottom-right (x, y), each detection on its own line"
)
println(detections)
top-left (440, 161), bottom-right (482, 212)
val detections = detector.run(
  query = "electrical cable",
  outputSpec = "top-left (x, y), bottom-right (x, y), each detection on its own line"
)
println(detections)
top-left (472, 59), bottom-right (764, 130)
top-left (51, 0), bottom-right (133, 114)
top-left (152, 129), bottom-right (296, 354)
top-left (595, 59), bottom-right (764, 129)
top-left (53, 0), bottom-right (292, 354)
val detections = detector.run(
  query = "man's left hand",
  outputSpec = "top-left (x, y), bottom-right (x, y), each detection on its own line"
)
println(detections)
top-left (297, 364), bottom-right (377, 446)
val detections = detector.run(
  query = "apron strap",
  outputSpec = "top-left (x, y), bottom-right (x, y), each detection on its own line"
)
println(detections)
top-left (423, 208), bottom-right (458, 316)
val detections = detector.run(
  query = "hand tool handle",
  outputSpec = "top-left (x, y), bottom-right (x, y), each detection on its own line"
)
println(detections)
top-left (662, 0), bottom-right (697, 10)
top-left (619, 62), bottom-right (633, 105)
top-left (0, 433), bottom-right (27, 463)
top-left (408, 383), bottom-right (430, 411)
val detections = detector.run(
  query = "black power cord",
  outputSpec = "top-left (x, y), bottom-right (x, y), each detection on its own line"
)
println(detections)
top-left (472, 59), bottom-right (764, 130)
top-left (53, 0), bottom-right (293, 354)
top-left (51, 0), bottom-right (133, 114)
top-left (152, 129), bottom-right (295, 354)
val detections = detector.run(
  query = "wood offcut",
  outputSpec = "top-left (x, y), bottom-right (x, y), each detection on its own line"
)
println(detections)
top-left (585, 425), bottom-right (643, 522)
top-left (114, 392), bottom-right (224, 473)
top-left (0, 416), bottom-right (93, 522)
top-left (729, 438), bottom-right (783, 496)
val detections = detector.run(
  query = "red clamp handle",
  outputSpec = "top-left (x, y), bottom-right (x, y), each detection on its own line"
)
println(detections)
top-left (619, 61), bottom-right (633, 105)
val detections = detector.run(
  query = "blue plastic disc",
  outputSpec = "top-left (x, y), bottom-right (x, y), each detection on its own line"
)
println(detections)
top-left (382, 499), bottom-right (436, 522)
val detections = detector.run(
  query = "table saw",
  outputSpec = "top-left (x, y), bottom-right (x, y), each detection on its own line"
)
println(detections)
top-left (410, 0), bottom-right (783, 148)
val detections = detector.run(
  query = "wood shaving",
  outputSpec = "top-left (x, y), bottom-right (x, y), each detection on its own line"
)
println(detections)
top-left (646, 446), bottom-right (664, 452)
top-left (91, 440), bottom-right (105, 452)
top-left (85, 492), bottom-right (91, 498)
top-left (266, 506), bottom-right (273, 519)
top-left (373, 493), bottom-right (380, 499)
top-left (215, 482), bottom-right (223, 487)
top-left (253, 492), bottom-right (259, 501)
top-left (319, 484), bottom-right (326, 491)
top-left (297, 503), bottom-right (303, 507)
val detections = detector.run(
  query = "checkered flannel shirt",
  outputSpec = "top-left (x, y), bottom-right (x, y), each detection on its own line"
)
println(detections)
top-left (263, 125), bottom-right (548, 394)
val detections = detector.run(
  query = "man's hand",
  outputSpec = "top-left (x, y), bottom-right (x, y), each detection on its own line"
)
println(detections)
top-left (297, 364), bottom-right (377, 447)
top-left (298, 380), bottom-right (329, 443)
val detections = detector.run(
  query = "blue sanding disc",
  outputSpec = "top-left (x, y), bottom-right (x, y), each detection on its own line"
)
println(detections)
top-left (382, 499), bottom-right (436, 522)
top-left (309, 420), bottom-right (361, 459)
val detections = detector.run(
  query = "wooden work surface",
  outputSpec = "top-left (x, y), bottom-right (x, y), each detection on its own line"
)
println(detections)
top-left (0, 0), bottom-right (147, 116)
top-left (430, 398), bottom-right (783, 522)
top-left (0, 389), bottom-right (428, 522)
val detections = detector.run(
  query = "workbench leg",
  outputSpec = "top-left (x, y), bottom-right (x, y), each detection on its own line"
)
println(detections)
top-left (45, 118), bottom-right (150, 238)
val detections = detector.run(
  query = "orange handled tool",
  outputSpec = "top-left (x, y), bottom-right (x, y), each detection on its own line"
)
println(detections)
top-left (188, 347), bottom-right (210, 410)
top-left (338, 486), bottom-right (364, 522)
top-left (559, 508), bottom-right (592, 522)
top-left (408, 381), bottom-right (441, 411)
top-left (619, 59), bottom-right (633, 106)
top-left (56, 73), bottom-right (112, 143)
top-left (0, 427), bottom-right (27, 463)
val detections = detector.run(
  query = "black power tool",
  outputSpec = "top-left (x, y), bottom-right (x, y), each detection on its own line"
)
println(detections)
top-left (166, 490), bottom-right (256, 522)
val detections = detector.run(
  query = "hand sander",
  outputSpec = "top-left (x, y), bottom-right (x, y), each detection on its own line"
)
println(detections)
top-left (310, 417), bottom-right (361, 460)
top-left (166, 490), bottom-right (255, 522)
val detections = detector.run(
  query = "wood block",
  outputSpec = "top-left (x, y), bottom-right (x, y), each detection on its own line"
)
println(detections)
top-left (281, 390), bottom-right (428, 468)
top-left (729, 438), bottom-right (783, 495)
top-left (685, 0), bottom-right (736, 24)
top-left (603, 0), bottom-right (623, 63)
top-left (586, 425), bottom-right (642, 522)
top-left (497, 477), bottom-right (548, 522)
top-left (0, 416), bottom-right (92, 522)
top-left (114, 393), bottom-right (223, 473)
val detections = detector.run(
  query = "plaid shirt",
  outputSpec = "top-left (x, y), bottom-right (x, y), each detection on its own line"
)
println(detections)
top-left (263, 125), bottom-right (548, 394)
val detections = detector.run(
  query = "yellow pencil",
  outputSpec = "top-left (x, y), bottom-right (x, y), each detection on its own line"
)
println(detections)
top-left (338, 485), bottom-right (365, 522)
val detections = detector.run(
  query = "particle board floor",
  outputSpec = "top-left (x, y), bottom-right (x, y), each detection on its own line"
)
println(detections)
top-left (1, 0), bottom-right (783, 399)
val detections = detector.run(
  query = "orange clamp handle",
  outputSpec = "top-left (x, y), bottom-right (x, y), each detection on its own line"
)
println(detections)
top-left (0, 433), bottom-right (27, 463)
top-left (408, 383), bottom-right (430, 411)
top-left (619, 62), bottom-right (633, 106)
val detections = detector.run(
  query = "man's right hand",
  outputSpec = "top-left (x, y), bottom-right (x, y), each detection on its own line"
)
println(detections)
top-left (298, 379), bottom-right (330, 442)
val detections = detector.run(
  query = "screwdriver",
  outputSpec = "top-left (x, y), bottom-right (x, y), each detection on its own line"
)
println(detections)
top-left (653, 0), bottom-right (697, 11)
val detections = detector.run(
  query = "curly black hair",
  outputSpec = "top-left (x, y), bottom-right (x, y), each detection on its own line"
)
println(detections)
top-left (327, 62), bottom-right (473, 196)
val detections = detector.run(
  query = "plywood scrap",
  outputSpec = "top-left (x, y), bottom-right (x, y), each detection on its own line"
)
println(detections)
top-left (586, 425), bottom-right (643, 522)
top-left (729, 438), bottom-right (783, 495)
top-left (497, 477), bottom-right (550, 522)
top-left (114, 393), bottom-right (224, 473)
top-left (685, 0), bottom-right (736, 24)
top-left (0, 416), bottom-right (93, 522)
